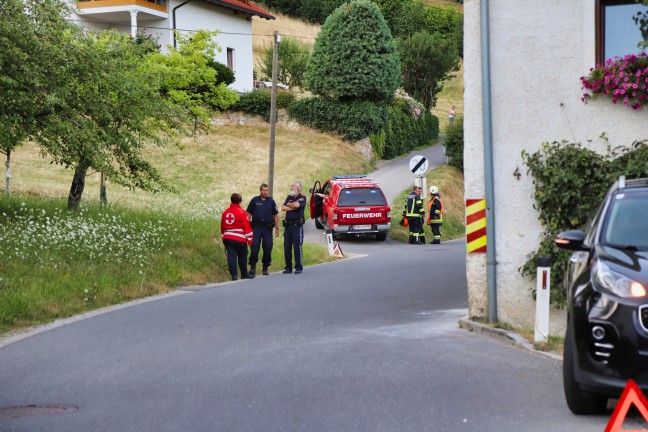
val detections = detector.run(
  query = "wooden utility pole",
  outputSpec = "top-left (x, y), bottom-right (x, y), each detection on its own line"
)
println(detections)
top-left (100, 172), bottom-right (107, 207)
top-left (268, 31), bottom-right (280, 196)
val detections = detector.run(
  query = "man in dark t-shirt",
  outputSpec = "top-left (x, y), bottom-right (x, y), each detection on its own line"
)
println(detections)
top-left (246, 183), bottom-right (279, 276)
top-left (281, 180), bottom-right (307, 274)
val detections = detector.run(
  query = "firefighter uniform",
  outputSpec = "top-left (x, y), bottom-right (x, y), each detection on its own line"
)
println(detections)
top-left (427, 186), bottom-right (444, 244)
top-left (404, 187), bottom-right (425, 244)
top-left (221, 197), bottom-right (254, 280)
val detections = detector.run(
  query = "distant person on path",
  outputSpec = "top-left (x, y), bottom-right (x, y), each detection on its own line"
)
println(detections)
top-left (221, 193), bottom-right (254, 281)
top-left (404, 186), bottom-right (425, 244)
top-left (449, 105), bottom-right (456, 124)
top-left (427, 186), bottom-right (444, 244)
top-left (281, 181), bottom-right (307, 274)
top-left (246, 183), bottom-right (280, 276)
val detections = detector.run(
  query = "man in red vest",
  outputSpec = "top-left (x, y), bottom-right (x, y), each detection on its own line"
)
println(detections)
top-left (221, 193), bottom-right (254, 281)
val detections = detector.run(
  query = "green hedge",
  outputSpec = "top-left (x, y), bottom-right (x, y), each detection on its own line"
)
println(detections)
top-left (288, 97), bottom-right (438, 159)
top-left (444, 116), bottom-right (463, 172)
top-left (288, 98), bottom-right (387, 141)
top-left (231, 89), bottom-right (296, 118)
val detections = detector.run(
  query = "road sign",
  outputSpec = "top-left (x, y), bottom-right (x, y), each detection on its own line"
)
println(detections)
top-left (409, 155), bottom-right (429, 176)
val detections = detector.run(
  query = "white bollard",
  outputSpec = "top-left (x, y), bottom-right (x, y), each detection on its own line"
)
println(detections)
top-left (535, 257), bottom-right (551, 344)
top-left (326, 231), bottom-right (334, 256)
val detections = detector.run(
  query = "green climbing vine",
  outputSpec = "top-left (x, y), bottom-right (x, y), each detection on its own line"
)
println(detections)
top-left (520, 136), bottom-right (648, 307)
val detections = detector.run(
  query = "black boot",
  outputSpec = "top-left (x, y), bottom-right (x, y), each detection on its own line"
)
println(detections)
top-left (262, 266), bottom-right (270, 276)
top-left (249, 265), bottom-right (256, 276)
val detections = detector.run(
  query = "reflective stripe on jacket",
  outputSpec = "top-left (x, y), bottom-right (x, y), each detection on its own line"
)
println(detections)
top-left (221, 203), bottom-right (254, 245)
top-left (404, 192), bottom-right (425, 218)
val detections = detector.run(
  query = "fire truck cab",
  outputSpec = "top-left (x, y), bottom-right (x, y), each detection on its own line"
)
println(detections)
top-left (309, 175), bottom-right (391, 241)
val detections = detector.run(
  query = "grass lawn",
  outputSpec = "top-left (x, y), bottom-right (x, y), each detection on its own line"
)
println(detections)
top-left (1, 124), bottom-right (372, 334)
top-left (389, 165), bottom-right (465, 243)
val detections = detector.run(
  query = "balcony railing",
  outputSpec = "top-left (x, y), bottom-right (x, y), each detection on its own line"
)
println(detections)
top-left (77, 0), bottom-right (167, 14)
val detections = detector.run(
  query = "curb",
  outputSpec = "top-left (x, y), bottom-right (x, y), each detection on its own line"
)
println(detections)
top-left (459, 318), bottom-right (563, 362)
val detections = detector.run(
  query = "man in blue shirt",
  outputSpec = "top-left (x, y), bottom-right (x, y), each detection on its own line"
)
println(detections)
top-left (281, 181), bottom-right (307, 274)
top-left (246, 183), bottom-right (279, 276)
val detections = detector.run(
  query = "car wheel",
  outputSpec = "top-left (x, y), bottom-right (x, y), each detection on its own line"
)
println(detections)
top-left (315, 218), bottom-right (324, 230)
top-left (376, 233), bottom-right (387, 241)
top-left (563, 326), bottom-right (608, 415)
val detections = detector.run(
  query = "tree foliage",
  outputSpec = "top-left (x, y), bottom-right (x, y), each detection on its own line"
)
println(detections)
top-left (0, 0), bottom-right (83, 197)
top-left (258, 36), bottom-right (311, 91)
top-left (444, 116), bottom-right (463, 172)
top-left (261, 0), bottom-right (463, 57)
top-left (398, 31), bottom-right (459, 109)
top-left (34, 30), bottom-right (187, 209)
top-left (144, 30), bottom-right (239, 133)
top-left (307, 0), bottom-right (400, 102)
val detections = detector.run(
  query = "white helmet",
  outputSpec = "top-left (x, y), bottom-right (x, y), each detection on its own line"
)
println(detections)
top-left (429, 186), bottom-right (439, 194)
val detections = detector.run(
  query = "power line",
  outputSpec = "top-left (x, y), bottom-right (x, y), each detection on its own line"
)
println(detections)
top-left (70, 18), bottom-right (317, 40)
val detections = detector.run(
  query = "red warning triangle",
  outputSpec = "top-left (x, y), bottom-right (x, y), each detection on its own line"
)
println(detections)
top-left (606, 379), bottom-right (648, 432)
top-left (333, 242), bottom-right (344, 258)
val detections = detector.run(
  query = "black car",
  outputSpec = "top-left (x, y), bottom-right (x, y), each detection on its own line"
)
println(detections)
top-left (555, 176), bottom-right (648, 414)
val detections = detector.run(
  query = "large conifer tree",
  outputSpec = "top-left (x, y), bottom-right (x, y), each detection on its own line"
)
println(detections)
top-left (306, 0), bottom-right (400, 102)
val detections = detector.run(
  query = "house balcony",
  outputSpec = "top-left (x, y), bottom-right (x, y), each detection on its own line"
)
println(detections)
top-left (76, 0), bottom-right (168, 18)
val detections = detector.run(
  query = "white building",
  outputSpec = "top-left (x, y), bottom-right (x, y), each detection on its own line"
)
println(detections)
top-left (464, 0), bottom-right (648, 333)
top-left (73, 0), bottom-right (275, 93)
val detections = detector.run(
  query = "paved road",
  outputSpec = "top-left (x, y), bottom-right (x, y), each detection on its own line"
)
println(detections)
top-left (0, 143), bottom-right (628, 431)
top-left (304, 143), bottom-right (447, 247)
top-left (0, 238), bottom-right (619, 431)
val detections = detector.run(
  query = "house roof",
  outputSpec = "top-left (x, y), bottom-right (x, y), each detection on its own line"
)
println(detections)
top-left (204, 0), bottom-right (275, 20)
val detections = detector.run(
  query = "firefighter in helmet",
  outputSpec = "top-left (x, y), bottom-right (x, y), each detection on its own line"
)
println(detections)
top-left (404, 185), bottom-right (425, 244)
top-left (427, 185), bottom-right (444, 244)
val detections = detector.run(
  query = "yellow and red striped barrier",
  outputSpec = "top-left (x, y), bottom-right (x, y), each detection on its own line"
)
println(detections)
top-left (466, 199), bottom-right (487, 253)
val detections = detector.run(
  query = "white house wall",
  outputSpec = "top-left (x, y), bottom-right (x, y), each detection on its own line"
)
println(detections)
top-left (72, 0), bottom-right (257, 93)
top-left (171, 0), bottom-right (255, 92)
top-left (464, 0), bottom-right (648, 334)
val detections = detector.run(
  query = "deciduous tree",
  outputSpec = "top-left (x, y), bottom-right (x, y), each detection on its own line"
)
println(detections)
top-left (258, 36), bottom-right (311, 91)
top-left (0, 0), bottom-right (81, 198)
top-left (398, 31), bottom-right (459, 109)
top-left (144, 30), bottom-right (239, 134)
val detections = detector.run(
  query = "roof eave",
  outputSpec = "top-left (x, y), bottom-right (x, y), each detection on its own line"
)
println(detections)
top-left (204, 0), bottom-right (276, 20)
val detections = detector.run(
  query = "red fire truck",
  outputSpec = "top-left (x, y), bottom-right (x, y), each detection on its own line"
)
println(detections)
top-left (309, 175), bottom-right (391, 241)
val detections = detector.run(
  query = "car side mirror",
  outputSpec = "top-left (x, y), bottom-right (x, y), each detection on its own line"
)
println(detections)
top-left (555, 230), bottom-right (588, 251)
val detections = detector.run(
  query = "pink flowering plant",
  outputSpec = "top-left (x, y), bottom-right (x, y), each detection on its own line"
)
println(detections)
top-left (581, 53), bottom-right (648, 110)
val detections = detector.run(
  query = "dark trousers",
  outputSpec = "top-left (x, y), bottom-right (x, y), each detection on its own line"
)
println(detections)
top-left (283, 224), bottom-right (303, 271)
top-left (430, 222), bottom-right (442, 244)
top-left (249, 225), bottom-right (273, 267)
top-left (223, 239), bottom-right (248, 278)
top-left (408, 217), bottom-right (423, 244)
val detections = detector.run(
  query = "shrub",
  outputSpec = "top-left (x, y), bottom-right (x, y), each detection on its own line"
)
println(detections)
top-left (307, 0), bottom-right (400, 102)
top-left (208, 60), bottom-right (235, 86)
top-left (444, 116), bottom-right (463, 172)
top-left (288, 97), bottom-right (387, 141)
top-left (382, 106), bottom-right (438, 159)
top-left (231, 89), bottom-right (296, 118)
top-left (288, 96), bottom-right (438, 157)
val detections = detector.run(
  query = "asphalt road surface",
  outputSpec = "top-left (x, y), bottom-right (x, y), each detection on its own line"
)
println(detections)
top-left (0, 144), bottom-right (632, 431)
top-left (0, 238), bottom-right (624, 431)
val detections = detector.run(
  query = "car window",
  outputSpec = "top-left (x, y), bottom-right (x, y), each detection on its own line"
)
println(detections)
top-left (601, 190), bottom-right (648, 248)
top-left (337, 188), bottom-right (386, 206)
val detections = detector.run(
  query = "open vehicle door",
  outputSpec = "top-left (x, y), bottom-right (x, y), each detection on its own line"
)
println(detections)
top-left (309, 180), bottom-right (321, 219)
